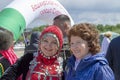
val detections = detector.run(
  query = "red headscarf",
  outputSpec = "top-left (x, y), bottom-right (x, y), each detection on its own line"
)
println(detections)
top-left (40, 25), bottom-right (63, 50)
top-left (39, 25), bottom-right (63, 65)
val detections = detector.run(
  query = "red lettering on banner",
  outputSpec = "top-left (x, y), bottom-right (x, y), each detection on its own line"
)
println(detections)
top-left (40, 8), bottom-right (61, 15)
top-left (31, 0), bottom-right (61, 12)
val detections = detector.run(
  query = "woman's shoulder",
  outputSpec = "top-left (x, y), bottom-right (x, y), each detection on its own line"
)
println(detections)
top-left (94, 62), bottom-right (114, 79)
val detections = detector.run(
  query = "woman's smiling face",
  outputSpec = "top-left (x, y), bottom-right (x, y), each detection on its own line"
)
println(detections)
top-left (70, 36), bottom-right (89, 60)
top-left (40, 36), bottom-right (59, 57)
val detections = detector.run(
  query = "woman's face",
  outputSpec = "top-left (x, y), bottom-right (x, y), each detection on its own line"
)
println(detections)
top-left (70, 36), bottom-right (89, 60)
top-left (40, 36), bottom-right (59, 57)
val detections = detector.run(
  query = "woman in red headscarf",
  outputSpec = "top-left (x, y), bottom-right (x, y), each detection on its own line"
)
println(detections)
top-left (0, 27), bottom-right (18, 77)
top-left (0, 25), bottom-right (63, 80)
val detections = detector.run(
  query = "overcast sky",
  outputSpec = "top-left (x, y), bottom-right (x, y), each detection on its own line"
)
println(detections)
top-left (0, 0), bottom-right (120, 28)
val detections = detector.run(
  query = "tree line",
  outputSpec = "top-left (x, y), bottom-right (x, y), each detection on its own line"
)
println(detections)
top-left (97, 24), bottom-right (120, 34)
top-left (17, 24), bottom-right (120, 42)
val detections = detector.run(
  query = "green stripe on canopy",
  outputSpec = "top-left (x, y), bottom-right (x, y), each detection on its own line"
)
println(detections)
top-left (0, 8), bottom-right (26, 41)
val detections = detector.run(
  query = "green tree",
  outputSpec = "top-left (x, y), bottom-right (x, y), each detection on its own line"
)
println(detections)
top-left (32, 25), bottom-right (48, 32)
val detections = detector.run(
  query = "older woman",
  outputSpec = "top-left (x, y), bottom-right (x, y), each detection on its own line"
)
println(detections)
top-left (0, 25), bottom-right (63, 80)
top-left (64, 23), bottom-right (114, 80)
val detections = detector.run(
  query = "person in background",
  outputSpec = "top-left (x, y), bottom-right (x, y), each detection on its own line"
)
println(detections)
top-left (0, 27), bottom-right (18, 77)
top-left (53, 14), bottom-right (72, 69)
top-left (24, 36), bottom-right (30, 47)
top-left (53, 14), bottom-right (71, 38)
top-left (0, 25), bottom-right (64, 80)
top-left (24, 31), bottom-right (41, 54)
top-left (64, 23), bottom-right (114, 80)
top-left (106, 36), bottom-right (120, 80)
top-left (101, 32), bottom-right (111, 56)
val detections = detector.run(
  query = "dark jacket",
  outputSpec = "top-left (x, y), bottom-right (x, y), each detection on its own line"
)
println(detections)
top-left (65, 53), bottom-right (114, 80)
top-left (24, 32), bottom-right (40, 54)
top-left (0, 54), bottom-right (11, 77)
top-left (106, 36), bottom-right (120, 80)
top-left (0, 53), bottom-right (33, 80)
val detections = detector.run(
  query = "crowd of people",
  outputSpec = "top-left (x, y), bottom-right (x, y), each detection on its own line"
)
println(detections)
top-left (0, 14), bottom-right (119, 80)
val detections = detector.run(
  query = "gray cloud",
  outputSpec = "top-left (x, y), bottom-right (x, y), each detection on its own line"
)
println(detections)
top-left (59, 0), bottom-right (120, 10)
top-left (0, 0), bottom-right (13, 10)
top-left (58, 0), bottom-right (120, 25)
